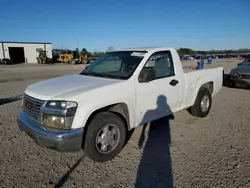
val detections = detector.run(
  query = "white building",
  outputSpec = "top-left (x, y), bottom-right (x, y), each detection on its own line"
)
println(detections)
top-left (0, 41), bottom-right (52, 63)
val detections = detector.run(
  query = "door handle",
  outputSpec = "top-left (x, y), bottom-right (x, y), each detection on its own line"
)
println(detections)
top-left (169, 79), bottom-right (179, 86)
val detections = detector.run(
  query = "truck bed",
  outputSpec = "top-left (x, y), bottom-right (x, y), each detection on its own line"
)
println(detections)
top-left (181, 66), bottom-right (223, 110)
top-left (182, 62), bottom-right (224, 73)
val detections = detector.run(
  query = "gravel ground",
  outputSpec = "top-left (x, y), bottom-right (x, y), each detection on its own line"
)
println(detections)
top-left (0, 59), bottom-right (249, 188)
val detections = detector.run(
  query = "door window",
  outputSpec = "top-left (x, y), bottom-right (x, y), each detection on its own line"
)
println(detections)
top-left (141, 51), bottom-right (175, 80)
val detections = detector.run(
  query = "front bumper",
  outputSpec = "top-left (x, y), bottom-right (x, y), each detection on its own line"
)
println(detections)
top-left (18, 111), bottom-right (84, 152)
top-left (229, 75), bottom-right (250, 87)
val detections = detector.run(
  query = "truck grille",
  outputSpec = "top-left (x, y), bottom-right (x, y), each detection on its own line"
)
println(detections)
top-left (23, 94), bottom-right (44, 122)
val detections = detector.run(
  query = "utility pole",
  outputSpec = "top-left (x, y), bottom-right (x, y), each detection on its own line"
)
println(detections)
top-left (77, 36), bottom-right (79, 55)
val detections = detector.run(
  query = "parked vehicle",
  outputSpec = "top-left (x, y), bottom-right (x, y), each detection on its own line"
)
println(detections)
top-left (37, 51), bottom-right (53, 64)
top-left (182, 55), bottom-right (194, 60)
top-left (194, 55), bottom-right (206, 60)
top-left (87, 57), bottom-right (98, 64)
top-left (57, 52), bottom-right (88, 64)
top-left (226, 55), bottom-right (250, 88)
top-left (0, 58), bottom-right (14, 65)
top-left (17, 47), bottom-right (223, 162)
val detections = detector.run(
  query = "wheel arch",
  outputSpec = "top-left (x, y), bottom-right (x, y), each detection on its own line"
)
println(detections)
top-left (188, 82), bottom-right (213, 117)
top-left (85, 103), bottom-right (130, 130)
top-left (201, 81), bottom-right (214, 95)
top-left (81, 103), bottom-right (130, 150)
top-left (190, 81), bottom-right (214, 107)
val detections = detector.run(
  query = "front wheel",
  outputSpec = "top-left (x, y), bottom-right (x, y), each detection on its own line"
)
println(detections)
top-left (83, 112), bottom-right (127, 162)
top-left (188, 87), bottom-right (212, 117)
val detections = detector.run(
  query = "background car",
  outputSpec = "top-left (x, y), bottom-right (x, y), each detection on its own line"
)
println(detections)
top-left (227, 55), bottom-right (250, 88)
top-left (0, 58), bottom-right (14, 65)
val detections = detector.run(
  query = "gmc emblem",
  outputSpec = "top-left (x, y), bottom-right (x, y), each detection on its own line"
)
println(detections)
top-left (25, 101), bottom-right (34, 109)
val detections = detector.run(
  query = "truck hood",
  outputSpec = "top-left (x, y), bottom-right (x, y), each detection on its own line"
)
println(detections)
top-left (231, 65), bottom-right (250, 75)
top-left (25, 74), bottom-right (122, 100)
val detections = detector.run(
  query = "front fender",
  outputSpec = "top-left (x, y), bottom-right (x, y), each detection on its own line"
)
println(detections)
top-left (71, 100), bottom-right (134, 129)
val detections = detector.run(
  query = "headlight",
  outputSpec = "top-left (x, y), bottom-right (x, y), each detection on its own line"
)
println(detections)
top-left (42, 114), bottom-right (74, 130)
top-left (230, 71), bottom-right (238, 77)
top-left (40, 101), bottom-right (77, 130)
top-left (45, 101), bottom-right (77, 109)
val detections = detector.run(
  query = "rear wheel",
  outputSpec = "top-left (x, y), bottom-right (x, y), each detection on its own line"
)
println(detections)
top-left (83, 112), bottom-right (127, 162)
top-left (188, 87), bottom-right (212, 117)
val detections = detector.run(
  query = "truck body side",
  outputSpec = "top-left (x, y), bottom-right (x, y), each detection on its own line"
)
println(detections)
top-left (18, 47), bottom-right (223, 162)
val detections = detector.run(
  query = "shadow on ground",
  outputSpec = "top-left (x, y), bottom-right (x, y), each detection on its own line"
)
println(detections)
top-left (54, 156), bottom-right (85, 188)
top-left (52, 127), bottom-right (135, 188)
top-left (53, 95), bottom-right (174, 188)
top-left (135, 95), bottom-right (174, 188)
top-left (0, 95), bottom-right (22, 106)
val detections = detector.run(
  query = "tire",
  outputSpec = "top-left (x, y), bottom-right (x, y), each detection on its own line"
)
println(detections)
top-left (83, 112), bottom-right (127, 162)
top-left (188, 87), bottom-right (212, 117)
top-left (229, 80), bottom-right (236, 88)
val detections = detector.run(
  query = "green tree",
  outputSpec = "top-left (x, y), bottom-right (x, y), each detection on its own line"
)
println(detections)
top-left (177, 48), bottom-right (193, 55)
top-left (81, 48), bottom-right (88, 55)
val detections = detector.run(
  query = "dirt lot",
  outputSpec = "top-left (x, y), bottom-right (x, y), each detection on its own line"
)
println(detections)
top-left (0, 59), bottom-right (250, 188)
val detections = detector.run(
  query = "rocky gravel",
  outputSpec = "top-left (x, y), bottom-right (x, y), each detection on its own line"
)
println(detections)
top-left (0, 60), bottom-right (249, 188)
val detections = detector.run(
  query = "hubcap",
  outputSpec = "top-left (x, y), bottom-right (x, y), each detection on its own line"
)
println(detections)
top-left (201, 95), bottom-right (210, 112)
top-left (95, 124), bottom-right (120, 154)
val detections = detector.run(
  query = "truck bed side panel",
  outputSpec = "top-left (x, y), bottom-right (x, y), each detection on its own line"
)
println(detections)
top-left (182, 67), bottom-right (223, 110)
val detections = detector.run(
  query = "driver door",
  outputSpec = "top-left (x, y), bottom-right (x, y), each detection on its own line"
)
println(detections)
top-left (135, 50), bottom-right (180, 125)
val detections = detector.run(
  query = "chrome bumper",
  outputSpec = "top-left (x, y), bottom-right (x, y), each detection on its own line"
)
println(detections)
top-left (17, 111), bottom-right (84, 152)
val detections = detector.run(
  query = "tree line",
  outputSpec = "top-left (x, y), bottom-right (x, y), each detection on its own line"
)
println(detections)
top-left (53, 47), bottom-right (250, 57)
top-left (177, 48), bottom-right (250, 55)
top-left (52, 47), bottom-right (107, 57)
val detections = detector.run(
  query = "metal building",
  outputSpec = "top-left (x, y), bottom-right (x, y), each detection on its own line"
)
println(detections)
top-left (0, 41), bottom-right (52, 63)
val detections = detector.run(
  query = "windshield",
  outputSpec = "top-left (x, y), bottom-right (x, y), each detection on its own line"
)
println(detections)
top-left (242, 56), bottom-right (250, 66)
top-left (80, 51), bottom-right (146, 79)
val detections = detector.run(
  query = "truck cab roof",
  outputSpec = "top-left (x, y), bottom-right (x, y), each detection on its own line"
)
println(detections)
top-left (109, 47), bottom-right (176, 53)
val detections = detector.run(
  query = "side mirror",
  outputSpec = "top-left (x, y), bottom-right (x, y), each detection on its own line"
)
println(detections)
top-left (138, 68), bottom-right (156, 83)
top-left (237, 63), bottom-right (242, 66)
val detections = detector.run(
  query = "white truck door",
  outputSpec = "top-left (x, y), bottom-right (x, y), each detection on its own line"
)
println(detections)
top-left (135, 50), bottom-right (180, 125)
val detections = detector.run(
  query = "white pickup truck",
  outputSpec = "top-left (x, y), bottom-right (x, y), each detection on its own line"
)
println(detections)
top-left (18, 47), bottom-right (223, 162)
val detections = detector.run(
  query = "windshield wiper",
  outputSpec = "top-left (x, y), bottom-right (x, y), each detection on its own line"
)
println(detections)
top-left (100, 73), bottom-right (114, 78)
top-left (80, 72), bottom-right (97, 76)
top-left (101, 73), bottom-right (126, 79)
top-left (81, 72), bottom-right (109, 77)
top-left (80, 72), bottom-right (124, 79)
